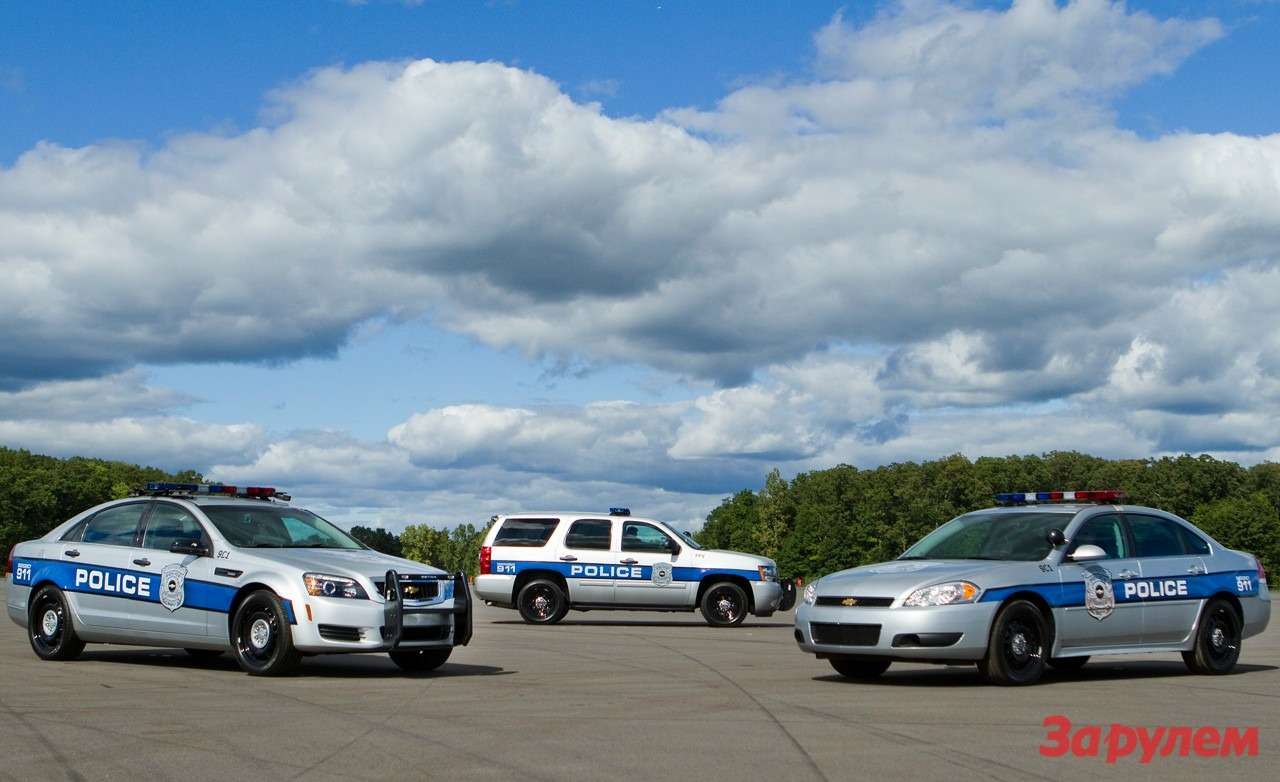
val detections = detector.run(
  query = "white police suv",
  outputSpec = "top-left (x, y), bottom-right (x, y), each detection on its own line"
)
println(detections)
top-left (475, 509), bottom-right (792, 626)
top-left (7, 483), bottom-right (472, 675)
top-left (796, 491), bottom-right (1271, 685)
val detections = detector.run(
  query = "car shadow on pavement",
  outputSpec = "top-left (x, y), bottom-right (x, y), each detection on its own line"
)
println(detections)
top-left (492, 619), bottom-right (794, 628)
top-left (77, 649), bottom-right (513, 678)
top-left (813, 660), bottom-right (1277, 687)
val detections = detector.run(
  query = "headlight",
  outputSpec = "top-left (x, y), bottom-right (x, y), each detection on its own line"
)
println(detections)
top-left (303, 573), bottom-right (369, 599)
top-left (803, 582), bottom-right (817, 605)
top-left (903, 581), bottom-right (979, 607)
top-left (757, 564), bottom-right (778, 582)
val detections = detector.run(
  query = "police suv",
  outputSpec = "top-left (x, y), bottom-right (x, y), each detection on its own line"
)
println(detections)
top-left (7, 483), bottom-right (472, 675)
top-left (795, 491), bottom-right (1271, 685)
top-left (475, 509), bottom-right (791, 626)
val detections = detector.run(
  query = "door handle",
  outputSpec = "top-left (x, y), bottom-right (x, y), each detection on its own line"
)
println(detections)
top-left (620, 558), bottom-right (638, 565)
top-left (64, 549), bottom-right (80, 558)
top-left (133, 558), bottom-right (151, 567)
top-left (559, 555), bottom-right (578, 562)
top-left (1118, 569), bottom-right (1138, 579)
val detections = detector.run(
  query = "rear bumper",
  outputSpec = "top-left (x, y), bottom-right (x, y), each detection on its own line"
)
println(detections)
top-left (474, 574), bottom-right (515, 606)
top-left (1242, 588), bottom-right (1270, 640)
top-left (794, 601), bottom-right (997, 661)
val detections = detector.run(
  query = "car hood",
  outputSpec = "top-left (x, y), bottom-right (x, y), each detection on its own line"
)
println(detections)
top-left (243, 548), bottom-right (447, 580)
top-left (684, 549), bottom-right (775, 570)
top-left (815, 560), bottom-right (1023, 598)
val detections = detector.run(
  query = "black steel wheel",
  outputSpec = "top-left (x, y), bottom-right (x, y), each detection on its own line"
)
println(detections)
top-left (1183, 598), bottom-right (1242, 675)
top-left (829, 657), bottom-right (891, 679)
top-left (230, 590), bottom-right (301, 676)
top-left (517, 579), bottom-right (567, 625)
top-left (28, 586), bottom-right (85, 661)
top-left (980, 599), bottom-right (1048, 685)
top-left (700, 581), bottom-right (748, 627)
top-left (389, 647), bottom-right (452, 672)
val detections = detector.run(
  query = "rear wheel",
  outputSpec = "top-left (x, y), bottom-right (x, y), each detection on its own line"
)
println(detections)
top-left (980, 599), bottom-right (1048, 685)
top-left (517, 579), bottom-right (568, 624)
top-left (1047, 655), bottom-right (1089, 672)
top-left (28, 586), bottom-right (85, 661)
top-left (1183, 598), bottom-right (1242, 675)
top-left (389, 648), bottom-right (452, 672)
top-left (230, 590), bottom-right (301, 676)
top-left (700, 582), bottom-right (748, 627)
top-left (829, 657), bottom-right (891, 679)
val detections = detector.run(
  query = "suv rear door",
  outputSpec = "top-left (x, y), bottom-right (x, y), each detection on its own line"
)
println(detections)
top-left (557, 518), bottom-right (616, 604)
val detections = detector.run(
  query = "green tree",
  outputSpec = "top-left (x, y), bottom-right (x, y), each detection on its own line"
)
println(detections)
top-left (349, 525), bottom-right (402, 556)
top-left (1191, 492), bottom-right (1280, 576)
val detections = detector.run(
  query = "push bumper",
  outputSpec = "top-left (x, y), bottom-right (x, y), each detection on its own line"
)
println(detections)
top-left (382, 570), bottom-right (473, 648)
top-left (794, 601), bottom-right (998, 661)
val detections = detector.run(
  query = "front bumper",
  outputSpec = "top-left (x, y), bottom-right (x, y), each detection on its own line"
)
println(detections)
top-left (290, 571), bottom-right (473, 654)
top-left (751, 581), bottom-right (784, 616)
top-left (794, 600), bottom-right (998, 661)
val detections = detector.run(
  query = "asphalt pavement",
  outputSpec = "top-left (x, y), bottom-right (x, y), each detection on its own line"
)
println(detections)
top-left (1, 582), bottom-right (1275, 781)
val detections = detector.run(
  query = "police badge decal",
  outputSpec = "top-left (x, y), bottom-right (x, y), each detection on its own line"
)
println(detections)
top-left (160, 564), bottom-right (187, 612)
top-left (1083, 566), bottom-right (1114, 621)
top-left (651, 561), bottom-right (673, 586)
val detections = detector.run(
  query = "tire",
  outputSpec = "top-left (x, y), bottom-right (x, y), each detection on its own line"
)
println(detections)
top-left (829, 657), bottom-right (891, 679)
top-left (517, 579), bottom-right (568, 625)
top-left (389, 647), bottom-right (452, 672)
top-left (980, 599), bottom-right (1049, 685)
top-left (700, 581), bottom-right (749, 627)
top-left (230, 590), bottom-right (301, 676)
top-left (28, 586), bottom-right (85, 661)
top-left (1182, 598), bottom-right (1242, 675)
top-left (1047, 655), bottom-right (1089, 672)
top-left (184, 648), bottom-right (224, 660)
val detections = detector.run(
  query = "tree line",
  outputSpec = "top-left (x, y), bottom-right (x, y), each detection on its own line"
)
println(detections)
top-left (4, 447), bottom-right (1277, 582)
top-left (695, 452), bottom-right (1280, 579)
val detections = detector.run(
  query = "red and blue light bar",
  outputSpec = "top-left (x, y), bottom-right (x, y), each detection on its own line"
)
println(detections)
top-left (994, 490), bottom-right (1126, 505)
top-left (144, 482), bottom-right (288, 500)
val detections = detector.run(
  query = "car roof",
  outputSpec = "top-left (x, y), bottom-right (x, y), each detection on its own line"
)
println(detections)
top-left (973, 504), bottom-right (1179, 518)
top-left (501, 511), bottom-right (657, 522)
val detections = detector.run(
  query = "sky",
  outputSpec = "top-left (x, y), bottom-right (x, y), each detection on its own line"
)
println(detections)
top-left (2, 0), bottom-right (1279, 531)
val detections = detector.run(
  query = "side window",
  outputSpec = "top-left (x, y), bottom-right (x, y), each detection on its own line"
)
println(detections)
top-left (1176, 524), bottom-right (1211, 556)
top-left (81, 504), bottom-right (147, 546)
top-left (493, 518), bottom-right (559, 547)
top-left (142, 504), bottom-right (208, 551)
top-left (1068, 514), bottom-right (1127, 560)
top-left (60, 518), bottom-right (90, 542)
top-left (564, 519), bottom-right (612, 550)
top-left (1127, 515), bottom-right (1190, 558)
top-left (621, 522), bottom-right (676, 553)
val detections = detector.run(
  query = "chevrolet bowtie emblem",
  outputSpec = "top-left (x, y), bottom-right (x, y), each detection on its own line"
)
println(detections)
top-left (841, 597), bottom-right (858, 606)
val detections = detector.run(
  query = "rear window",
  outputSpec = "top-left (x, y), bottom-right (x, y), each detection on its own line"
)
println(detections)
top-left (1126, 514), bottom-right (1189, 558)
top-left (494, 518), bottom-right (559, 547)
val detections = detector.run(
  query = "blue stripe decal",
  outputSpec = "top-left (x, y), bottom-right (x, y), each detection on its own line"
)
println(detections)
top-left (491, 560), bottom-right (761, 582)
top-left (979, 570), bottom-right (1260, 607)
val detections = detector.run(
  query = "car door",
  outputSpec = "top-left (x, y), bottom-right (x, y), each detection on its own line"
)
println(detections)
top-left (558, 518), bottom-right (616, 604)
top-left (124, 501), bottom-right (219, 639)
top-left (60, 502), bottom-right (150, 631)
top-left (1124, 513), bottom-right (1208, 646)
top-left (614, 521), bottom-right (687, 607)
top-left (1056, 512), bottom-right (1144, 651)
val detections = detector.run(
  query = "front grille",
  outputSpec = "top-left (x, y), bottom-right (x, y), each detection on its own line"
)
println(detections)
top-left (374, 576), bottom-right (442, 600)
top-left (399, 625), bottom-right (449, 643)
top-left (810, 622), bottom-right (881, 646)
top-left (815, 596), bottom-right (894, 608)
top-left (318, 624), bottom-right (363, 642)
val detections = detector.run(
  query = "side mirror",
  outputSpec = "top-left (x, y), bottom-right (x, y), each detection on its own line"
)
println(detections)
top-left (668, 541), bottom-right (682, 556)
top-left (170, 539), bottom-right (210, 557)
top-left (1046, 528), bottom-right (1066, 547)
top-left (1067, 544), bottom-right (1107, 562)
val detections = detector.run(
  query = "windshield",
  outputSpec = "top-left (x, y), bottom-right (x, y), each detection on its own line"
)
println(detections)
top-left (201, 505), bottom-right (365, 550)
top-left (671, 526), bottom-right (704, 550)
top-left (900, 511), bottom-right (1076, 562)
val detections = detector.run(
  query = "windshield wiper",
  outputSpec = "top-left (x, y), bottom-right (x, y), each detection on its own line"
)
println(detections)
top-left (897, 555), bottom-right (928, 560)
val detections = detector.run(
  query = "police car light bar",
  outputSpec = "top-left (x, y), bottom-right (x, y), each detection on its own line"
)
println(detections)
top-left (142, 482), bottom-right (290, 501)
top-left (994, 490), bottom-right (1126, 505)
top-left (609, 507), bottom-right (632, 516)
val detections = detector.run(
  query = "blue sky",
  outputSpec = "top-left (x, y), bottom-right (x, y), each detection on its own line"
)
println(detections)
top-left (2, 1), bottom-right (1279, 529)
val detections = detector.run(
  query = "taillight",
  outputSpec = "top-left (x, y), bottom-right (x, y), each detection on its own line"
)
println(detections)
top-left (479, 545), bottom-right (492, 575)
top-left (1256, 556), bottom-right (1267, 584)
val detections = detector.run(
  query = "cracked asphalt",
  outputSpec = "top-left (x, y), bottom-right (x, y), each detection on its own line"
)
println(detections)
top-left (2, 583), bottom-right (1276, 781)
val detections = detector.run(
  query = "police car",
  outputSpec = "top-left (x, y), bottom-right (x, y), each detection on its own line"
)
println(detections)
top-left (795, 491), bottom-right (1271, 685)
top-left (6, 483), bottom-right (472, 676)
top-left (474, 509), bottom-right (792, 626)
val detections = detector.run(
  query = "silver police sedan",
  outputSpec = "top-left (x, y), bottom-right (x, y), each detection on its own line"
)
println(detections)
top-left (7, 483), bottom-right (472, 675)
top-left (795, 491), bottom-right (1271, 685)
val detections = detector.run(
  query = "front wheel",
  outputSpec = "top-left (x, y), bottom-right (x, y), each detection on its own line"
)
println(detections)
top-left (980, 599), bottom-right (1048, 685)
top-left (517, 579), bottom-right (568, 624)
top-left (230, 590), bottom-right (301, 676)
top-left (390, 648), bottom-right (452, 672)
top-left (700, 582), bottom-right (748, 627)
top-left (1183, 598), bottom-right (1242, 675)
top-left (28, 586), bottom-right (85, 661)
top-left (829, 657), bottom-right (891, 679)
